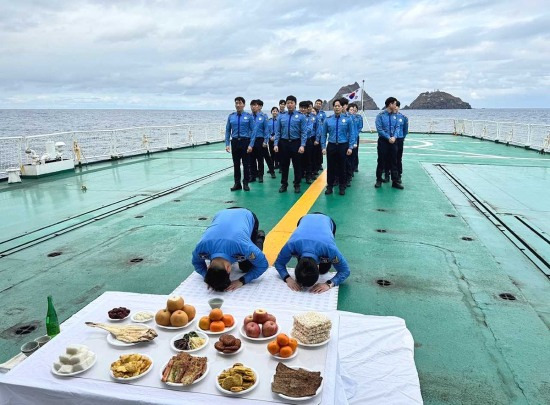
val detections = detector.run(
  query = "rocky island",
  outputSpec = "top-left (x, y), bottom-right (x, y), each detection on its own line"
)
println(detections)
top-left (405, 91), bottom-right (471, 109)
top-left (321, 82), bottom-right (379, 111)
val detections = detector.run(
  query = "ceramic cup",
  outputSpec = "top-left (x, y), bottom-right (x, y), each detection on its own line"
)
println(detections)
top-left (208, 298), bottom-right (224, 309)
top-left (34, 335), bottom-right (51, 347)
top-left (21, 341), bottom-right (39, 356)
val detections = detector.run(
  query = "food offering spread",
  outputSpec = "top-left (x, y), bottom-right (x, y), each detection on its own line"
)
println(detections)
top-left (52, 345), bottom-right (96, 376)
top-left (85, 322), bottom-right (158, 344)
top-left (291, 312), bottom-right (332, 346)
top-left (171, 331), bottom-right (208, 352)
top-left (214, 334), bottom-right (242, 355)
top-left (241, 309), bottom-right (278, 339)
top-left (110, 354), bottom-right (152, 380)
top-left (216, 363), bottom-right (258, 395)
top-left (267, 334), bottom-right (298, 359)
top-left (198, 308), bottom-right (236, 334)
top-left (131, 311), bottom-right (154, 323)
top-left (161, 352), bottom-right (208, 386)
top-left (155, 295), bottom-right (196, 329)
top-left (271, 363), bottom-right (323, 400)
top-left (108, 307), bottom-right (130, 320)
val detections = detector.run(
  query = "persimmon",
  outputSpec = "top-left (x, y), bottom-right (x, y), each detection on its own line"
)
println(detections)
top-left (279, 346), bottom-right (293, 358)
top-left (276, 333), bottom-right (289, 347)
top-left (210, 320), bottom-right (226, 332)
top-left (267, 341), bottom-right (280, 355)
top-left (198, 316), bottom-right (211, 330)
top-left (209, 308), bottom-right (223, 321)
top-left (288, 338), bottom-right (298, 353)
top-left (221, 314), bottom-right (234, 327)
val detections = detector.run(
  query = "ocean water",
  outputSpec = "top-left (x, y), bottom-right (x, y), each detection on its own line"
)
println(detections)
top-left (1, 109), bottom-right (549, 137)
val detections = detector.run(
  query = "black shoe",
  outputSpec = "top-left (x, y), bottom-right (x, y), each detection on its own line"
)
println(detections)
top-left (279, 185), bottom-right (287, 193)
top-left (243, 183), bottom-right (250, 191)
top-left (339, 188), bottom-right (346, 195)
top-left (346, 181), bottom-right (351, 188)
top-left (354, 169), bottom-right (359, 173)
top-left (325, 187), bottom-right (333, 195)
top-left (258, 176), bottom-right (263, 183)
top-left (306, 178), bottom-right (312, 184)
top-left (230, 184), bottom-right (242, 191)
top-left (392, 182), bottom-right (404, 190)
top-left (396, 178), bottom-right (402, 184)
top-left (294, 185), bottom-right (301, 193)
top-left (271, 172), bottom-right (276, 179)
top-left (249, 178), bottom-right (256, 183)
top-left (375, 181), bottom-right (382, 188)
top-left (382, 177), bottom-right (390, 183)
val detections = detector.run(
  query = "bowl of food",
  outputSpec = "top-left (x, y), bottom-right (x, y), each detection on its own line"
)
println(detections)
top-left (110, 353), bottom-right (153, 381)
top-left (171, 331), bottom-right (209, 352)
top-left (108, 307), bottom-right (130, 321)
top-left (216, 363), bottom-right (259, 395)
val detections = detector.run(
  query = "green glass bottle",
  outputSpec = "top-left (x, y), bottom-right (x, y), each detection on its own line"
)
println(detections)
top-left (46, 295), bottom-right (60, 337)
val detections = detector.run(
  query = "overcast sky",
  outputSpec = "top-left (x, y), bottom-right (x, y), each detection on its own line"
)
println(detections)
top-left (0, 0), bottom-right (548, 109)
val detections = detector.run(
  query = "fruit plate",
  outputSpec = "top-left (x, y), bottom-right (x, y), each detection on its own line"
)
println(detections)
top-left (216, 366), bottom-right (259, 396)
top-left (271, 366), bottom-right (323, 401)
top-left (109, 354), bottom-right (153, 381)
top-left (215, 345), bottom-right (243, 356)
top-left (130, 311), bottom-right (155, 323)
top-left (239, 324), bottom-right (278, 341)
top-left (270, 349), bottom-right (298, 360)
top-left (160, 360), bottom-right (209, 386)
top-left (51, 353), bottom-right (97, 377)
top-left (296, 335), bottom-right (331, 347)
top-left (156, 318), bottom-right (196, 331)
top-left (201, 322), bottom-right (236, 335)
top-left (170, 331), bottom-right (209, 353)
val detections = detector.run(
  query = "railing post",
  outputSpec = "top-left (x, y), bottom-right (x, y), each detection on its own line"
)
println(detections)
top-left (527, 124), bottom-right (531, 146)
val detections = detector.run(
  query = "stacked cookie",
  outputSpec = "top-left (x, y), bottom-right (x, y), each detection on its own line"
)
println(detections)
top-left (290, 312), bottom-right (332, 344)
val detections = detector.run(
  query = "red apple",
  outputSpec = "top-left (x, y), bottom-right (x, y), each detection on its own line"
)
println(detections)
top-left (252, 309), bottom-right (269, 324)
top-left (245, 322), bottom-right (261, 338)
top-left (266, 314), bottom-right (276, 323)
top-left (262, 321), bottom-right (278, 337)
top-left (243, 315), bottom-right (254, 326)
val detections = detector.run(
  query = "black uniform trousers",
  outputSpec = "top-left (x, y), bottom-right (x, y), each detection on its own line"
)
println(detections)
top-left (326, 143), bottom-right (349, 190)
top-left (314, 142), bottom-right (323, 171)
top-left (353, 137), bottom-right (359, 171)
top-left (396, 137), bottom-right (404, 177)
top-left (376, 137), bottom-right (398, 182)
top-left (231, 138), bottom-right (251, 185)
top-left (278, 138), bottom-right (302, 187)
top-left (303, 137), bottom-right (316, 180)
top-left (268, 137), bottom-right (278, 168)
top-left (251, 137), bottom-right (273, 179)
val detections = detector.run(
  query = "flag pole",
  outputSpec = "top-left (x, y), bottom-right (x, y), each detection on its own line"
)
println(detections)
top-left (361, 79), bottom-right (364, 111)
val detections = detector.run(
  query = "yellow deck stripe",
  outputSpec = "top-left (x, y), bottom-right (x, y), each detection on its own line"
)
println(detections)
top-left (264, 170), bottom-right (327, 265)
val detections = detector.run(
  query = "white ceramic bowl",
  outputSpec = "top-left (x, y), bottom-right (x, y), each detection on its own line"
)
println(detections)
top-left (271, 366), bottom-right (323, 401)
top-left (170, 331), bottom-right (209, 352)
top-left (51, 353), bottom-right (97, 377)
top-left (216, 366), bottom-right (259, 396)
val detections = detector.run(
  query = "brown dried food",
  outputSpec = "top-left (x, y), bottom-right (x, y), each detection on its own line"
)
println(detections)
top-left (214, 341), bottom-right (225, 352)
top-left (215, 335), bottom-right (241, 352)
top-left (220, 334), bottom-right (236, 346)
top-left (271, 362), bottom-right (323, 398)
top-left (223, 345), bottom-right (239, 353)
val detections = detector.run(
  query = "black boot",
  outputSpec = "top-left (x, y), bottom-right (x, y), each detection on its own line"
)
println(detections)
top-left (270, 172), bottom-right (276, 179)
top-left (258, 176), bottom-right (263, 183)
top-left (339, 187), bottom-right (346, 195)
top-left (279, 185), bottom-right (287, 193)
top-left (230, 183), bottom-right (242, 191)
top-left (392, 182), bottom-right (404, 190)
top-left (325, 187), bottom-right (333, 195)
top-left (374, 180), bottom-right (382, 188)
top-left (243, 183), bottom-right (250, 191)
top-left (305, 177), bottom-right (312, 184)
top-left (294, 185), bottom-right (301, 193)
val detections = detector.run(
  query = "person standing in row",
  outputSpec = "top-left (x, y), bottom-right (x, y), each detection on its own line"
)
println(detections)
top-left (249, 99), bottom-right (275, 183)
top-left (313, 99), bottom-right (326, 174)
top-left (320, 99), bottom-right (355, 196)
top-left (301, 101), bottom-right (319, 184)
top-left (339, 98), bottom-right (357, 188)
top-left (279, 99), bottom-right (286, 114)
top-left (349, 103), bottom-right (363, 173)
top-left (375, 97), bottom-right (404, 189)
top-left (226, 97), bottom-right (255, 192)
top-left (267, 107), bottom-right (280, 171)
top-left (395, 100), bottom-right (408, 183)
top-left (274, 95), bottom-right (307, 193)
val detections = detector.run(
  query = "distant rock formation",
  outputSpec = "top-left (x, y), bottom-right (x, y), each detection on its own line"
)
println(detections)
top-left (322, 82), bottom-right (378, 111)
top-left (405, 91), bottom-right (471, 109)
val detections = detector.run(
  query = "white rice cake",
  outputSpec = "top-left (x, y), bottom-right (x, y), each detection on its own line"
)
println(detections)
top-left (53, 361), bottom-right (62, 371)
top-left (58, 364), bottom-right (74, 374)
top-left (66, 344), bottom-right (88, 355)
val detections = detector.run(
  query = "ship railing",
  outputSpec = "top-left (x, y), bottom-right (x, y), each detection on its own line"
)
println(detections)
top-left (0, 136), bottom-right (24, 177)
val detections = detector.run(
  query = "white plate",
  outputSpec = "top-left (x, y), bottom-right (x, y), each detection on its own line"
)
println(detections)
top-left (296, 335), bottom-right (331, 347)
top-left (216, 366), bottom-right (259, 395)
top-left (130, 311), bottom-right (155, 323)
top-left (109, 354), bottom-right (153, 381)
top-left (108, 313), bottom-right (130, 322)
top-left (200, 322), bottom-right (236, 335)
top-left (156, 318), bottom-right (196, 331)
top-left (170, 331), bottom-right (209, 352)
top-left (215, 344), bottom-right (243, 356)
top-left (271, 366), bottom-right (323, 401)
top-left (51, 353), bottom-right (97, 377)
top-left (239, 324), bottom-right (278, 341)
top-left (160, 359), bottom-right (209, 386)
top-left (270, 349), bottom-right (297, 360)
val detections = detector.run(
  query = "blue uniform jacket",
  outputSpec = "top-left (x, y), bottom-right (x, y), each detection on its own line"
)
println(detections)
top-left (306, 113), bottom-right (321, 139)
top-left (396, 113), bottom-right (408, 138)
top-left (274, 110), bottom-right (308, 147)
top-left (251, 112), bottom-right (269, 140)
top-left (352, 114), bottom-right (364, 134)
top-left (345, 112), bottom-right (358, 140)
top-left (316, 110), bottom-right (327, 124)
top-left (274, 214), bottom-right (350, 286)
top-left (191, 209), bottom-right (268, 284)
top-left (319, 114), bottom-right (356, 148)
top-left (375, 110), bottom-right (402, 140)
top-left (267, 117), bottom-right (279, 140)
top-left (225, 111), bottom-right (255, 147)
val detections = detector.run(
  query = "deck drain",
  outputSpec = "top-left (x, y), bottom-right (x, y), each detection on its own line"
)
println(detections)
top-left (461, 236), bottom-right (474, 241)
top-left (376, 279), bottom-right (392, 286)
top-left (129, 258), bottom-right (143, 263)
top-left (446, 214), bottom-right (457, 217)
top-left (135, 215), bottom-right (144, 218)
top-left (173, 199), bottom-right (181, 202)
top-left (499, 293), bottom-right (516, 301)
top-left (47, 251), bottom-right (62, 257)
top-left (15, 325), bottom-right (37, 335)
top-left (225, 200), bottom-right (235, 204)
top-left (376, 209), bottom-right (387, 212)
top-left (376, 229), bottom-right (387, 233)
top-left (198, 217), bottom-right (208, 220)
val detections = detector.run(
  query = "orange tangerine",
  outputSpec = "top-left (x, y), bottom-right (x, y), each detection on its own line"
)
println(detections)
top-left (221, 314), bottom-right (234, 327)
top-left (288, 338), bottom-right (298, 353)
top-left (276, 333), bottom-right (289, 347)
top-left (210, 320), bottom-right (225, 332)
top-left (209, 308), bottom-right (223, 321)
top-left (279, 346), bottom-right (293, 358)
top-left (267, 341), bottom-right (280, 355)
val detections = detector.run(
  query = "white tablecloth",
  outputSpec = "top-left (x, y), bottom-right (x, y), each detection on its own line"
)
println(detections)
top-left (0, 291), bottom-right (422, 404)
